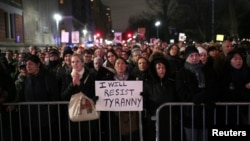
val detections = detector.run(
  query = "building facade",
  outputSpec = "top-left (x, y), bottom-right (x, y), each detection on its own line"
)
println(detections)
top-left (0, 0), bottom-right (112, 51)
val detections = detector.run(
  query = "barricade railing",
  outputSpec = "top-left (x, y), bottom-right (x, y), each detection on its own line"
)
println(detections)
top-left (156, 102), bottom-right (250, 141)
top-left (2, 102), bottom-right (250, 141)
top-left (0, 102), bottom-right (143, 141)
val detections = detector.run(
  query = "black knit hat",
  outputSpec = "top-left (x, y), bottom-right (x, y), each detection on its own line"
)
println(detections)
top-left (63, 47), bottom-right (73, 58)
top-left (184, 46), bottom-right (199, 58)
top-left (49, 49), bottom-right (59, 56)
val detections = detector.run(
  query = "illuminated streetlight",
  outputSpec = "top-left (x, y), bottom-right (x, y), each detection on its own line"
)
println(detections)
top-left (155, 21), bottom-right (161, 39)
top-left (82, 29), bottom-right (87, 36)
top-left (82, 29), bottom-right (88, 43)
top-left (53, 13), bottom-right (62, 46)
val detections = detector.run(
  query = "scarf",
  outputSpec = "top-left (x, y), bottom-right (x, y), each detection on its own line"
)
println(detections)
top-left (184, 62), bottom-right (205, 88)
top-left (114, 72), bottom-right (129, 80)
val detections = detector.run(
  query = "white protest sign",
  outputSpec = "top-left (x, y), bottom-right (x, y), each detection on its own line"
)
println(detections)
top-left (95, 81), bottom-right (143, 111)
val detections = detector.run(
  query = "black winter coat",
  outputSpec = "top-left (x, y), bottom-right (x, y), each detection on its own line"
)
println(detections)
top-left (176, 64), bottom-right (218, 128)
top-left (56, 64), bottom-right (72, 98)
top-left (21, 69), bottom-right (60, 101)
top-left (19, 69), bottom-right (60, 128)
top-left (61, 67), bottom-right (96, 101)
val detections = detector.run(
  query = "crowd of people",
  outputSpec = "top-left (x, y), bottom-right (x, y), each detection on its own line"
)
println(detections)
top-left (1, 39), bottom-right (250, 141)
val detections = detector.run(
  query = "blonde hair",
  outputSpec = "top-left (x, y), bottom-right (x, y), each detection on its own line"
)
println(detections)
top-left (71, 53), bottom-right (84, 63)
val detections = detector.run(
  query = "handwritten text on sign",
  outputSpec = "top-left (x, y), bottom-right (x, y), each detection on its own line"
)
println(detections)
top-left (95, 81), bottom-right (143, 111)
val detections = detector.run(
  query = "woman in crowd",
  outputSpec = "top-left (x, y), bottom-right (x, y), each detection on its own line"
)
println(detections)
top-left (143, 56), bottom-right (180, 141)
top-left (61, 53), bottom-right (98, 141)
top-left (218, 48), bottom-right (250, 125)
top-left (102, 49), bottom-right (118, 73)
top-left (55, 47), bottom-right (74, 140)
top-left (56, 47), bottom-right (74, 95)
top-left (197, 47), bottom-right (208, 65)
top-left (109, 57), bottom-right (140, 141)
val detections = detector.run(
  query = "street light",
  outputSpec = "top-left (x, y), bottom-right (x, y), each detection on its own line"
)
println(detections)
top-left (155, 21), bottom-right (161, 39)
top-left (82, 29), bottom-right (87, 36)
top-left (53, 13), bottom-right (62, 46)
top-left (82, 29), bottom-right (88, 43)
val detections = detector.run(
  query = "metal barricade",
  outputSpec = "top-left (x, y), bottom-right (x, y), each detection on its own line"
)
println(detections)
top-left (156, 102), bottom-right (250, 141)
top-left (0, 102), bottom-right (144, 141)
top-left (2, 102), bottom-right (250, 141)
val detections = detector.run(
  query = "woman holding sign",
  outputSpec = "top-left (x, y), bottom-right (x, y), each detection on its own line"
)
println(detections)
top-left (106, 57), bottom-right (140, 141)
top-left (143, 56), bottom-right (180, 141)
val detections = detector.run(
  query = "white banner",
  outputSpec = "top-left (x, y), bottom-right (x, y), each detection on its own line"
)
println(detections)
top-left (95, 81), bottom-right (143, 111)
top-left (72, 31), bottom-right (80, 43)
top-left (61, 31), bottom-right (69, 43)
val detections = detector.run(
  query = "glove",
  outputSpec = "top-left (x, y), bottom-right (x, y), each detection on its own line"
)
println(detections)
top-left (140, 92), bottom-right (144, 96)
top-left (92, 96), bottom-right (99, 104)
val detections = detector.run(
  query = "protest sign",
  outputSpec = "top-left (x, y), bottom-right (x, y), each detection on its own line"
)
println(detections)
top-left (95, 81), bottom-right (143, 111)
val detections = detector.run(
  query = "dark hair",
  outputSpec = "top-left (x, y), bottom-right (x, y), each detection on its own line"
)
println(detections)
top-left (83, 49), bottom-right (93, 55)
top-left (226, 48), bottom-right (246, 63)
top-left (114, 57), bottom-right (128, 65)
top-left (224, 48), bottom-right (246, 71)
top-left (106, 49), bottom-right (118, 58)
top-left (25, 55), bottom-right (43, 69)
top-left (25, 55), bottom-right (41, 64)
top-left (167, 44), bottom-right (179, 56)
top-left (105, 49), bottom-right (118, 68)
top-left (150, 56), bottom-right (169, 79)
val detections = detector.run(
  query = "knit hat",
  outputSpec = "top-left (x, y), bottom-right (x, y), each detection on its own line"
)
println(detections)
top-left (63, 47), bottom-right (73, 58)
top-left (49, 49), bottom-right (59, 56)
top-left (197, 47), bottom-right (207, 55)
top-left (184, 46), bottom-right (199, 58)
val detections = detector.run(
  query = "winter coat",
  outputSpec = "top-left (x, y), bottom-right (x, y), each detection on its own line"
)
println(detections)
top-left (19, 69), bottom-right (60, 127)
top-left (56, 63), bottom-right (72, 98)
top-left (166, 55), bottom-right (184, 81)
top-left (176, 63), bottom-right (218, 128)
top-left (143, 57), bottom-right (180, 141)
top-left (90, 66), bottom-right (114, 80)
top-left (61, 67), bottom-right (96, 101)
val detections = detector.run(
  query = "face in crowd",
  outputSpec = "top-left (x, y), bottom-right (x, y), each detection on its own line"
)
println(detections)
top-left (114, 57), bottom-right (128, 75)
top-left (155, 62), bottom-right (166, 79)
top-left (71, 54), bottom-right (84, 72)
top-left (137, 57), bottom-right (148, 72)
top-left (186, 52), bottom-right (200, 65)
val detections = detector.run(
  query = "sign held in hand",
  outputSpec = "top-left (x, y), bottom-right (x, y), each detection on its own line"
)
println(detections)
top-left (95, 81), bottom-right (143, 111)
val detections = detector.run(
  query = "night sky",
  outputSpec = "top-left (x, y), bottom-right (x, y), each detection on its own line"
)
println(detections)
top-left (102, 0), bottom-right (147, 32)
